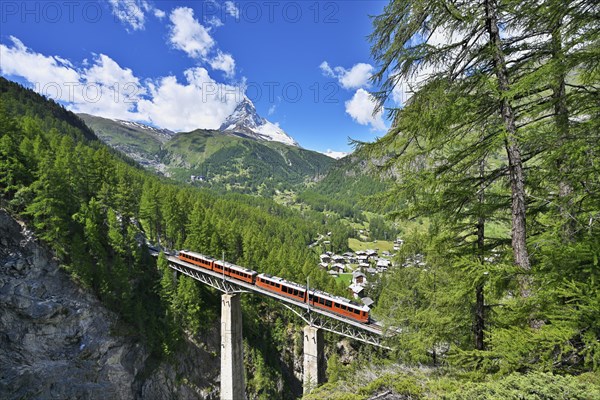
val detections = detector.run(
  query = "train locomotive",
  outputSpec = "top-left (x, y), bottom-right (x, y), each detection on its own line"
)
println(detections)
top-left (177, 250), bottom-right (370, 324)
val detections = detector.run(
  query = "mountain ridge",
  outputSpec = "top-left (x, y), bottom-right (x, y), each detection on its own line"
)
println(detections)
top-left (77, 113), bottom-right (333, 195)
top-left (219, 96), bottom-right (299, 147)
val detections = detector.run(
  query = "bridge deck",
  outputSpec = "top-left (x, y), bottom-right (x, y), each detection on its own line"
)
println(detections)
top-left (166, 255), bottom-right (385, 336)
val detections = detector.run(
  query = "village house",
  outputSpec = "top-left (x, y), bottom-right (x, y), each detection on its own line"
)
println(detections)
top-left (319, 254), bottom-right (331, 263)
top-left (358, 262), bottom-right (370, 270)
top-left (343, 252), bottom-right (357, 263)
top-left (348, 283), bottom-right (365, 299)
top-left (361, 297), bottom-right (374, 307)
top-left (352, 270), bottom-right (367, 286)
top-left (331, 255), bottom-right (346, 264)
top-left (331, 263), bottom-right (346, 274)
top-left (366, 249), bottom-right (378, 259)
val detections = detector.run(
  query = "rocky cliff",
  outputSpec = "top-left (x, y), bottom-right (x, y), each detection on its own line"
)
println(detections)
top-left (0, 209), bottom-right (220, 399)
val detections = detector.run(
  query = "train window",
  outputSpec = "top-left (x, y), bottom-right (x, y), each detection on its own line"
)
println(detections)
top-left (325, 300), bottom-right (332, 307)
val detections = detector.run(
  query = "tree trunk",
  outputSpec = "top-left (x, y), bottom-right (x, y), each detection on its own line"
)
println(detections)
top-left (484, 0), bottom-right (531, 296)
top-left (551, 19), bottom-right (575, 241)
top-left (475, 156), bottom-right (486, 351)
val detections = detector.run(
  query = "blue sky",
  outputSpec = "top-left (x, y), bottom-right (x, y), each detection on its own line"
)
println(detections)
top-left (0, 0), bottom-right (396, 155)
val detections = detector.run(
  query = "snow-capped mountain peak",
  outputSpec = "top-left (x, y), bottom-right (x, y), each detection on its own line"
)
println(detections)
top-left (219, 96), bottom-right (299, 147)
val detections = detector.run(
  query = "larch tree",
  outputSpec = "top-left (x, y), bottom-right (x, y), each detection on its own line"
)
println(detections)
top-left (368, 0), bottom-right (535, 291)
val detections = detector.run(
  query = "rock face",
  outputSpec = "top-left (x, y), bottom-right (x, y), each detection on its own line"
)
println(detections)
top-left (0, 209), bottom-right (220, 399)
top-left (219, 97), bottom-right (299, 147)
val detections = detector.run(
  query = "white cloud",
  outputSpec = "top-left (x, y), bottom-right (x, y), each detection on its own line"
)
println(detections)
top-left (339, 63), bottom-right (373, 89)
top-left (224, 1), bottom-right (240, 18)
top-left (319, 61), bottom-right (334, 77)
top-left (267, 104), bottom-right (276, 116)
top-left (320, 61), bottom-right (373, 90)
top-left (154, 9), bottom-right (166, 19)
top-left (0, 36), bottom-right (80, 89)
top-left (75, 54), bottom-right (146, 120)
top-left (345, 89), bottom-right (386, 131)
top-left (0, 37), bottom-right (144, 120)
top-left (209, 50), bottom-right (235, 77)
top-left (206, 16), bottom-right (224, 28)
top-left (321, 150), bottom-right (349, 159)
top-left (108, 0), bottom-right (149, 31)
top-left (169, 7), bottom-right (215, 59)
top-left (0, 37), bottom-right (242, 130)
top-left (168, 7), bottom-right (237, 78)
top-left (137, 67), bottom-right (241, 131)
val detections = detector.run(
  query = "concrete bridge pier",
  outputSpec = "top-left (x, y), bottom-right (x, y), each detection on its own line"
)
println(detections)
top-left (303, 325), bottom-right (324, 394)
top-left (221, 293), bottom-right (245, 400)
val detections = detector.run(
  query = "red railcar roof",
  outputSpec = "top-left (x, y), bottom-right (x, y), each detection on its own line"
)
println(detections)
top-left (214, 259), bottom-right (257, 276)
top-left (257, 273), bottom-right (306, 292)
top-left (308, 289), bottom-right (370, 313)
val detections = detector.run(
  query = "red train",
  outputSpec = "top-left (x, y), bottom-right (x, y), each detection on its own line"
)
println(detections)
top-left (177, 250), bottom-right (370, 323)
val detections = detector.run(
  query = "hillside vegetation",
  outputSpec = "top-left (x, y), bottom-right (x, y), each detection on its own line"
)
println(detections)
top-left (0, 77), bottom-right (350, 399)
top-left (79, 113), bottom-right (334, 195)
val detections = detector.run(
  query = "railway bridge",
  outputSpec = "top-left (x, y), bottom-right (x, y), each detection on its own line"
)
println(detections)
top-left (159, 253), bottom-right (389, 399)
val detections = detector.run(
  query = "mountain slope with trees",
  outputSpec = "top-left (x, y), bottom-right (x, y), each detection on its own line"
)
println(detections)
top-left (0, 76), bottom-right (351, 399)
top-left (78, 113), bottom-right (334, 195)
top-left (358, 0), bottom-right (600, 378)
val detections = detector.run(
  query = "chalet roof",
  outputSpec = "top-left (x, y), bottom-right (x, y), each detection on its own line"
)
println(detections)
top-left (377, 259), bottom-right (391, 267)
top-left (361, 297), bottom-right (374, 307)
top-left (348, 283), bottom-right (364, 294)
top-left (352, 270), bottom-right (366, 278)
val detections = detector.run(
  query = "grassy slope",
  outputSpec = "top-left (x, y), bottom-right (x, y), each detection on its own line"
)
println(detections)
top-left (78, 114), bottom-right (335, 194)
top-left (164, 129), bottom-right (334, 190)
top-left (78, 113), bottom-right (164, 156)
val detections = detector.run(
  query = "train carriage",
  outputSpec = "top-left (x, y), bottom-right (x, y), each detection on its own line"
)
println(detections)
top-left (178, 250), bottom-right (215, 270)
top-left (213, 259), bottom-right (257, 284)
top-left (308, 290), bottom-right (370, 323)
top-left (256, 274), bottom-right (306, 302)
top-left (176, 249), bottom-right (370, 324)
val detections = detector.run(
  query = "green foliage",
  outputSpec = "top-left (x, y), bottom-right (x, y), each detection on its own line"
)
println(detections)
top-left (0, 76), bottom-right (351, 397)
top-left (365, 0), bottom-right (600, 379)
top-left (445, 372), bottom-right (600, 400)
top-left (172, 276), bottom-right (204, 333)
top-left (80, 113), bottom-right (335, 196)
top-left (357, 373), bottom-right (422, 398)
top-left (300, 150), bottom-right (390, 217)
top-left (304, 364), bottom-right (600, 400)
